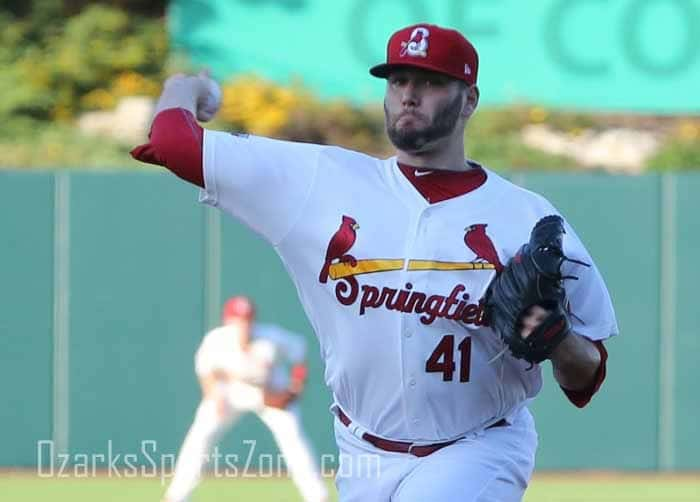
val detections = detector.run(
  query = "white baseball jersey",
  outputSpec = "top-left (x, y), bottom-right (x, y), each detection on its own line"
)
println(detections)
top-left (195, 322), bottom-right (306, 391)
top-left (199, 131), bottom-right (619, 442)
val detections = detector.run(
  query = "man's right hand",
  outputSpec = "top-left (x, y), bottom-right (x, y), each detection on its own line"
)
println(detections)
top-left (193, 70), bottom-right (222, 122)
top-left (154, 70), bottom-right (221, 123)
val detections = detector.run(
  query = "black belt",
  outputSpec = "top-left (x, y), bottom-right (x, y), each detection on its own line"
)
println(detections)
top-left (337, 409), bottom-right (508, 458)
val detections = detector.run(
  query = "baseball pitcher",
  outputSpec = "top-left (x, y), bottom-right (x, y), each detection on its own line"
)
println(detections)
top-left (134, 23), bottom-right (618, 502)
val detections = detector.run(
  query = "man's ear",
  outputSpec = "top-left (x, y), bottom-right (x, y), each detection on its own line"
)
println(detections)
top-left (462, 85), bottom-right (480, 117)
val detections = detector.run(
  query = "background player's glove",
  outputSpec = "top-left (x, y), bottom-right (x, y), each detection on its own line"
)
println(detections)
top-left (289, 363), bottom-right (308, 394)
top-left (263, 389), bottom-right (298, 409)
top-left (485, 215), bottom-right (588, 365)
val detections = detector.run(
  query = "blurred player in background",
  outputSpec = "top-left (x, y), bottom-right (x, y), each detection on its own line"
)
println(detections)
top-left (162, 295), bottom-right (328, 502)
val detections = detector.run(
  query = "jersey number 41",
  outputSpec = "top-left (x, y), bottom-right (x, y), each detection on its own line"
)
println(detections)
top-left (425, 335), bottom-right (472, 382)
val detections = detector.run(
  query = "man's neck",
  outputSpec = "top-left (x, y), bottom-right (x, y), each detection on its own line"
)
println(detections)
top-left (395, 138), bottom-right (469, 172)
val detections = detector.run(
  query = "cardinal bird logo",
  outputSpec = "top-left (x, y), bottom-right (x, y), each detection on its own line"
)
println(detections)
top-left (464, 224), bottom-right (503, 272)
top-left (319, 215), bottom-right (360, 284)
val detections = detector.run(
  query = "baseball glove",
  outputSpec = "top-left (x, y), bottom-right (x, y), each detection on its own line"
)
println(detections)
top-left (485, 215), bottom-right (588, 365)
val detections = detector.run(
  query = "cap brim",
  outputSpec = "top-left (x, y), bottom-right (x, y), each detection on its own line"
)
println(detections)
top-left (369, 62), bottom-right (465, 82)
top-left (371, 63), bottom-right (432, 78)
top-left (369, 63), bottom-right (395, 78)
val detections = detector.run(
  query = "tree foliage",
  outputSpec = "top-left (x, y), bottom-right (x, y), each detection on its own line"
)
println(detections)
top-left (0, 1), bottom-right (168, 123)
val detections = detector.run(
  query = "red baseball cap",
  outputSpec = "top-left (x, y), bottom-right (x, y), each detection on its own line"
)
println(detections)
top-left (370, 23), bottom-right (478, 85)
top-left (222, 296), bottom-right (256, 320)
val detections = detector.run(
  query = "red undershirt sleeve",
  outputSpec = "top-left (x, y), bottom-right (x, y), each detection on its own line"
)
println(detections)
top-left (130, 108), bottom-right (204, 188)
top-left (561, 340), bottom-right (608, 408)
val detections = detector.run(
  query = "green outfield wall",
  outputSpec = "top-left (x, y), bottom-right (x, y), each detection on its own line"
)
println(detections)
top-left (169, 0), bottom-right (700, 113)
top-left (1, 170), bottom-right (698, 471)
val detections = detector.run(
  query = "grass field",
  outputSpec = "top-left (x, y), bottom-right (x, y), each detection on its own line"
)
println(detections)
top-left (1, 472), bottom-right (698, 501)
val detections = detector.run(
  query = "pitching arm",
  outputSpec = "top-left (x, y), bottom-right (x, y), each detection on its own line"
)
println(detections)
top-left (130, 73), bottom-right (220, 187)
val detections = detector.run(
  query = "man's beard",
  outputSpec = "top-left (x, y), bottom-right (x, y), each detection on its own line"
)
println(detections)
top-left (385, 93), bottom-right (462, 153)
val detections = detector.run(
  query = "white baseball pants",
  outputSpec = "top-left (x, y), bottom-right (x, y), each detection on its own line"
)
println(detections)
top-left (164, 398), bottom-right (328, 502)
top-left (333, 406), bottom-right (537, 502)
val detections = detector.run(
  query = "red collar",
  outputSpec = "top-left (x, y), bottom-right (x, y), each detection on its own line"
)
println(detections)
top-left (397, 161), bottom-right (487, 204)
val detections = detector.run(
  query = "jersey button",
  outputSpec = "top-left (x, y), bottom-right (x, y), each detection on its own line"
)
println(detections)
top-left (405, 331), bottom-right (413, 338)
top-left (409, 379), bottom-right (416, 387)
